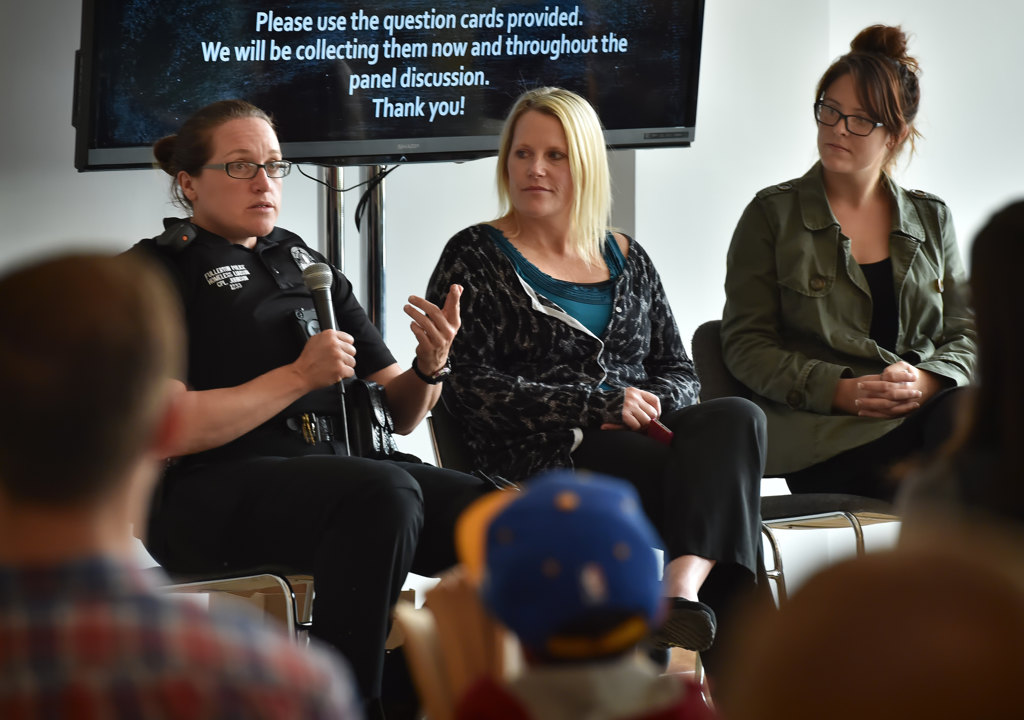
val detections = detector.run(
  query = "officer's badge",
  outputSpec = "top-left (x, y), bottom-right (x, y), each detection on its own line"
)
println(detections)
top-left (291, 247), bottom-right (316, 272)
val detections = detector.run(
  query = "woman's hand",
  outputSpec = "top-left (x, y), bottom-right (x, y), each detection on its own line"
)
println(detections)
top-left (832, 361), bottom-right (943, 418)
top-left (602, 387), bottom-right (661, 431)
top-left (291, 328), bottom-right (357, 391)
top-left (406, 284), bottom-right (462, 376)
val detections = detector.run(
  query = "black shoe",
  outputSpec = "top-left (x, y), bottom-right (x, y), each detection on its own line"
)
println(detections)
top-left (644, 643), bottom-right (672, 671)
top-left (651, 598), bottom-right (716, 652)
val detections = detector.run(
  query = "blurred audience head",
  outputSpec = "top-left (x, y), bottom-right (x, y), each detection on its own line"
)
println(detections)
top-left (963, 200), bottom-right (1024, 471)
top-left (457, 470), bottom-right (665, 662)
top-left (0, 252), bottom-right (184, 508)
top-left (721, 547), bottom-right (1024, 720)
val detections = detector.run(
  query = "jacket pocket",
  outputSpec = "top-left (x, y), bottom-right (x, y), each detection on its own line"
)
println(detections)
top-left (774, 229), bottom-right (840, 297)
top-left (774, 239), bottom-right (851, 339)
top-left (775, 240), bottom-right (838, 298)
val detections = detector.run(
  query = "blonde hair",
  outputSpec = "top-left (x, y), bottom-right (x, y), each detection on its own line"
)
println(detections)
top-left (495, 87), bottom-right (611, 265)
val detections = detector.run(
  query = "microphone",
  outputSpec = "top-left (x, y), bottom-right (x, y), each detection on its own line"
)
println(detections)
top-left (301, 263), bottom-right (338, 331)
top-left (301, 262), bottom-right (351, 453)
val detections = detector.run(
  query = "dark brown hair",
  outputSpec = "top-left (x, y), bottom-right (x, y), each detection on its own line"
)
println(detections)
top-left (956, 201), bottom-right (1024, 491)
top-left (153, 99), bottom-right (275, 211)
top-left (0, 253), bottom-right (185, 506)
top-left (816, 25), bottom-right (922, 172)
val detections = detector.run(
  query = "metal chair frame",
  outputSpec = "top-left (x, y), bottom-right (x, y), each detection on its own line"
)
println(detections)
top-left (155, 568), bottom-right (314, 639)
top-left (759, 510), bottom-right (899, 604)
top-left (690, 319), bottom-right (900, 604)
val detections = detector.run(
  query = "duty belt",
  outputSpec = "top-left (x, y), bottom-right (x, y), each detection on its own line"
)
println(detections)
top-left (285, 412), bottom-right (337, 445)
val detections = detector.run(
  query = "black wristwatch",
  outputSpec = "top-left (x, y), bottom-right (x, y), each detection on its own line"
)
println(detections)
top-left (412, 356), bottom-right (452, 384)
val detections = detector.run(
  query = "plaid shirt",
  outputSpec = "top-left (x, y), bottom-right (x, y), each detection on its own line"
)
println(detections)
top-left (0, 556), bottom-right (361, 719)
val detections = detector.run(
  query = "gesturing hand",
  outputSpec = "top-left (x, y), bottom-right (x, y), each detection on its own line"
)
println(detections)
top-left (602, 387), bottom-right (662, 431)
top-left (293, 329), bottom-right (357, 390)
top-left (406, 284), bottom-right (462, 376)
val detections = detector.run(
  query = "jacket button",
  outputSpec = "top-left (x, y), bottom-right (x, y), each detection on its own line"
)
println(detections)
top-left (786, 390), bottom-right (803, 408)
top-left (777, 183), bottom-right (793, 191)
top-left (809, 276), bottom-right (826, 292)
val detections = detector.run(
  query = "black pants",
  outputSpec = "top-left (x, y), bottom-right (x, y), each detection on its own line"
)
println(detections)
top-left (785, 387), bottom-right (966, 501)
top-left (145, 452), bottom-right (490, 703)
top-left (573, 397), bottom-right (768, 672)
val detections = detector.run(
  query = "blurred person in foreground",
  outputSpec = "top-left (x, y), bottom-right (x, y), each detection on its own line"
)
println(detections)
top-left (718, 546), bottom-right (1024, 720)
top-left (453, 470), bottom-right (715, 720)
top-left (0, 253), bottom-right (360, 718)
top-left (901, 200), bottom-right (1024, 528)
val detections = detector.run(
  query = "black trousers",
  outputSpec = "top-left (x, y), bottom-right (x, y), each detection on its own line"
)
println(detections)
top-left (785, 387), bottom-right (966, 502)
top-left (573, 397), bottom-right (768, 672)
top-left (145, 451), bottom-right (490, 703)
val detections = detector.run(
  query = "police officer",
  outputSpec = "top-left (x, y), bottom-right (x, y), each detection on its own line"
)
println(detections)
top-left (131, 99), bottom-right (490, 717)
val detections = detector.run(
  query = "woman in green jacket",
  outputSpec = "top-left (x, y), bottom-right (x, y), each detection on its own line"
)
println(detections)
top-left (721, 25), bottom-right (976, 501)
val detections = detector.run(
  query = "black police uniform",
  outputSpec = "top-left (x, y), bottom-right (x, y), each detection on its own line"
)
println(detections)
top-left (131, 219), bottom-right (489, 704)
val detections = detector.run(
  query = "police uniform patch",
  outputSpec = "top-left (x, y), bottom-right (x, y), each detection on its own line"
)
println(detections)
top-left (291, 247), bottom-right (317, 272)
top-left (203, 264), bottom-right (251, 291)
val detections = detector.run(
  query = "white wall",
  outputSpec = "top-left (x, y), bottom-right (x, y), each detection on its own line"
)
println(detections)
top-left (3, 2), bottom-right (1023, 461)
top-left (830, 0), bottom-right (1024, 246)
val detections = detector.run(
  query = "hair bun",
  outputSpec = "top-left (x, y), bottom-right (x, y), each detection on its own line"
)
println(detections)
top-left (152, 135), bottom-right (178, 176)
top-left (850, 24), bottom-right (919, 73)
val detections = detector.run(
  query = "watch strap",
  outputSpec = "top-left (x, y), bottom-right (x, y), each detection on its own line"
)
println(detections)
top-left (412, 356), bottom-right (451, 384)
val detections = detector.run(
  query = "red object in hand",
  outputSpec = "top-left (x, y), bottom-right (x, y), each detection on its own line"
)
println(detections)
top-left (645, 418), bottom-right (674, 446)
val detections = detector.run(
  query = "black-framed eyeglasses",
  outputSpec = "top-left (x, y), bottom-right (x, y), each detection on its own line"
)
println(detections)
top-left (814, 102), bottom-right (884, 137)
top-left (203, 160), bottom-right (293, 179)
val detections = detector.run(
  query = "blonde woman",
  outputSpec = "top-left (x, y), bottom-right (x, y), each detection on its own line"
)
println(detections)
top-left (427, 87), bottom-right (766, 668)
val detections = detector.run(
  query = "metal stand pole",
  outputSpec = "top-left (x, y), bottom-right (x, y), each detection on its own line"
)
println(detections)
top-left (319, 165), bottom-right (345, 272)
top-left (318, 165), bottom-right (351, 453)
top-left (359, 165), bottom-right (387, 336)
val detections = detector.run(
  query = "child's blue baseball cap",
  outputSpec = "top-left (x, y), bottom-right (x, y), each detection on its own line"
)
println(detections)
top-left (456, 469), bottom-right (665, 659)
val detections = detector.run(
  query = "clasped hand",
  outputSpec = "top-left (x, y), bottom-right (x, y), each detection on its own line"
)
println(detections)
top-left (405, 284), bottom-right (462, 376)
top-left (835, 360), bottom-right (942, 418)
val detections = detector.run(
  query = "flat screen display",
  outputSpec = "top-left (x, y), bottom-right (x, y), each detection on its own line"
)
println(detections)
top-left (74, 0), bottom-right (705, 170)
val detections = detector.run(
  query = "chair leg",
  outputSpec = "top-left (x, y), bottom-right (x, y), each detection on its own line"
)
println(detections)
top-left (163, 573), bottom-right (299, 637)
top-left (760, 523), bottom-right (788, 605)
top-left (694, 652), bottom-right (713, 709)
top-left (840, 512), bottom-right (867, 555)
top-left (761, 510), bottom-right (879, 605)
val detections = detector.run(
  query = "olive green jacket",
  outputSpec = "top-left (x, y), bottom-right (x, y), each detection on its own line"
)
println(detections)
top-left (721, 163), bottom-right (976, 475)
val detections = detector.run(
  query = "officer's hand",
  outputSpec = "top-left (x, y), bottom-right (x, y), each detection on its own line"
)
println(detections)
top-left (405, 284), bottom-right (461, 376)
top-left (294, 329), bottom-right (357, 389)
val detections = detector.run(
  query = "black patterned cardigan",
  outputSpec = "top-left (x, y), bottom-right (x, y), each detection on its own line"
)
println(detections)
top-left (425, 224), bottom-right (701, 483)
